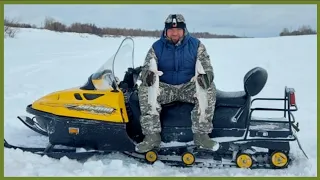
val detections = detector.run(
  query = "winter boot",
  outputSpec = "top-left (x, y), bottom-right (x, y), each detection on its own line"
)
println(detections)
top-left (193, 133), bottom-right (220, 151)
top-left (135, 133), bottom-right (161, 153)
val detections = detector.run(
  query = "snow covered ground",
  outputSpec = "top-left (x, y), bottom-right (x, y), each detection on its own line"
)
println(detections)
top-left (4, 28), bottom-right (317, 176)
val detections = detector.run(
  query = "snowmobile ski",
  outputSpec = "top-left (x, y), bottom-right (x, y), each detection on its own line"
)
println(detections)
top-left (4, 139), bottom-right (110, 161)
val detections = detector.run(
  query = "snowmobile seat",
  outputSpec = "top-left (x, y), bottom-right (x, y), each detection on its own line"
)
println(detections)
top-left (215, 90), bottom-right (247, 107)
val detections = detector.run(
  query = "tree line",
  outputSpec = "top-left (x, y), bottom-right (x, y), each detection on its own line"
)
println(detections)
top-left (3, 17), bottom-right (243, 38)
top-left (279, 25), bottom-right (316, 36)
top-left (4, 17), bottom-right (317, 38)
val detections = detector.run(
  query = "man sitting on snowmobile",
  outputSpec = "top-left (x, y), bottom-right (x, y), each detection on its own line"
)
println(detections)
top-left (136, 14), bottom-right (219, 153)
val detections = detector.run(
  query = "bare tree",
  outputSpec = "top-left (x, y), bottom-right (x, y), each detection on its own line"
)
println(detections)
top-left (4, 17), bottom-right (20, 38)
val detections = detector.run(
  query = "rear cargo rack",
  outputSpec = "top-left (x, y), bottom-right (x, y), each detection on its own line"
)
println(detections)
top-left (244, 86), bottom-right (299, 140)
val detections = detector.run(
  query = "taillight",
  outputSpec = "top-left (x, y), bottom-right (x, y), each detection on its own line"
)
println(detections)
top-left (290, 92), bottom-right (296, 106)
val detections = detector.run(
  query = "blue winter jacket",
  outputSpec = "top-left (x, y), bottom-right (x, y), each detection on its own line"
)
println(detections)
top-left (152, 31), bottom-right (200, 85)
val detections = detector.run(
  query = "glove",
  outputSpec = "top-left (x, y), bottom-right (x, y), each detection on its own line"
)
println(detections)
top-left (133, 66), bottom-right (142, 75)
top-left (144, 70), bottom-right (156, 87)
top-left (126, 66), bottom-right (142, 75)
top-left (197, 71), bottom-right (214, 89)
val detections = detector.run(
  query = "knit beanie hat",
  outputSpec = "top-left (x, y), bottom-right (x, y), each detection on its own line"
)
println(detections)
top-left (165, 14), bottom-right (186, 30)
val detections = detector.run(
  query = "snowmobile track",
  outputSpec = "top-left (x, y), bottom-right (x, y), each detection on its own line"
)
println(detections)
top-left (4, 139), bottom-right (292, 169)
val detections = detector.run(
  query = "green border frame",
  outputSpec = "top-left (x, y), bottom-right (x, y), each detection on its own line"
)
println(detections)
top-left (1, 0), bottom-right (318, 178)
top-left (1, 0), bottom-right (320, 4)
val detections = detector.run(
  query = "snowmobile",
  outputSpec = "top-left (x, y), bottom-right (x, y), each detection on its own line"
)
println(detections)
top-left (4, 37), bottom-right (308, 169)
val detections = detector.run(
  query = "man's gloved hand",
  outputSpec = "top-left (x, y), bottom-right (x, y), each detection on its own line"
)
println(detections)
top-left (144, 70), bottom-right (156, 87)
top-left (127, 66), bottom-right (142, 76)
top-left (197, 71), bottom-right (214, 89)
top-left (133, 66), bottom-right (142, 75)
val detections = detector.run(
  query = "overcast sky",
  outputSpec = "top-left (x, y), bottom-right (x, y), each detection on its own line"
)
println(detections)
top-left (4, 4), bottom-right (317, 37)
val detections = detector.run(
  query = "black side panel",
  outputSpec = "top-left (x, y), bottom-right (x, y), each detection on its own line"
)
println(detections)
top-left (160, 100), bottom-right (251, 129)
top-left (161, 127), bottom-right (193, 142)
top-left (213, 106), bottom-right (242, 128)
top-left (249, 130), bottom-right (292, 138)
top-left (161, 127), bottom-right (246, 143)
top-left (210, 128), bottom-right (246, 138)
top-left (237, 141), bottom-right (290, 151)
top-left (213, 98), bottom-right (251, 129)
top-left (48, 117), bottom-right (135, 151)
top-left (160, 102), bottom-right (193, 127)
top-left (26, 105), bottom-right (135, 151)
top-left (125, 91), bottom-right (144, 142)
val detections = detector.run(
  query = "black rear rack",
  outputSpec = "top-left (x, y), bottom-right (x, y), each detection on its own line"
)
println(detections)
top-left (244, 86), bottom-right (299, 140)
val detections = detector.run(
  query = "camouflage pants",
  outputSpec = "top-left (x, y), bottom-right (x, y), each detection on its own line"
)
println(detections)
top-left (138, 80), bottom-right (216, 135)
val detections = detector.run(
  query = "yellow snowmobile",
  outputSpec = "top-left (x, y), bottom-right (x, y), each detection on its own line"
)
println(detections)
top-left (5, 37), bottom-right (307, 169)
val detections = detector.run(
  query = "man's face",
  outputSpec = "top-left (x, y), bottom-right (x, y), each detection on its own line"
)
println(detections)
top-left (166, 28), bottom-right (184, 43)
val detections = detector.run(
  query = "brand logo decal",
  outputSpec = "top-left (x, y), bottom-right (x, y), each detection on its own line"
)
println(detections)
top-left (65, 104), bottom-right (115, 115)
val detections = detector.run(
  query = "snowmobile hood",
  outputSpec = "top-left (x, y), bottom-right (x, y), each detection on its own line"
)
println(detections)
top-left (30, 87), bottom-right (129, 123)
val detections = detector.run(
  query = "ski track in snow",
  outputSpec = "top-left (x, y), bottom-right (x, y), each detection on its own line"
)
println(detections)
top-left (4, 28), bottom-right (317, 176)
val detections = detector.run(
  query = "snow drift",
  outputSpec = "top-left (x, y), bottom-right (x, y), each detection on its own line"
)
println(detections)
top-left (4, 28), bottom-right (317, 176)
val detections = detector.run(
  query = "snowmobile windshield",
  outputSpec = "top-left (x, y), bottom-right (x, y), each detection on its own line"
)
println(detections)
top-left (91, 37), bottom-right (135, 91)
